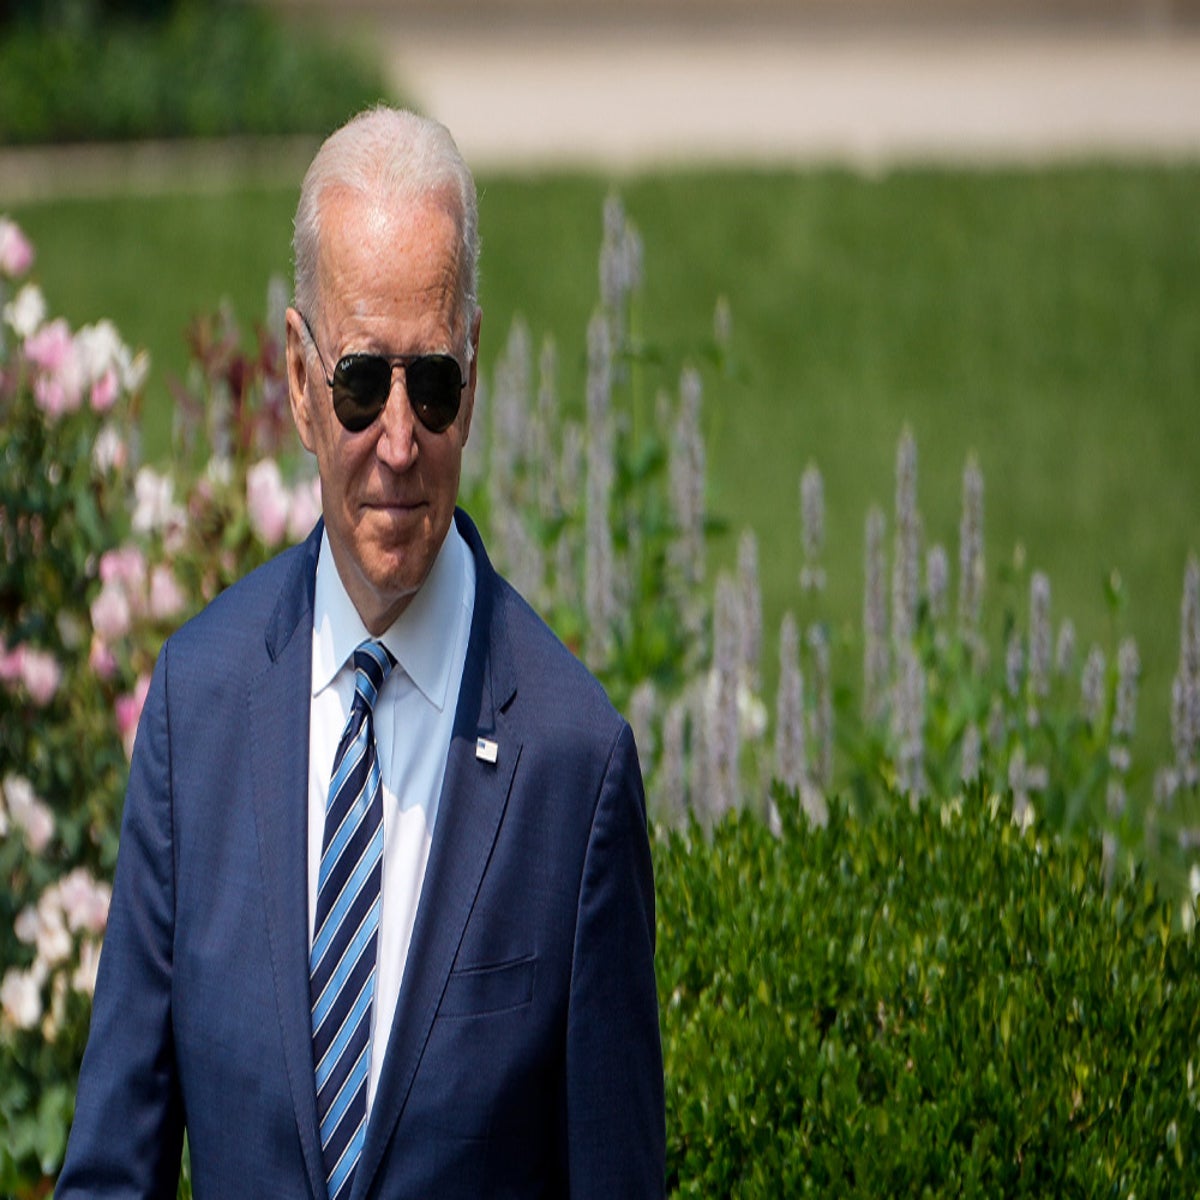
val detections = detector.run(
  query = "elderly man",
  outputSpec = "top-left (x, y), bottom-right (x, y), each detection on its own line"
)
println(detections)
top-left (57, 107), bottom-right (664, 1199)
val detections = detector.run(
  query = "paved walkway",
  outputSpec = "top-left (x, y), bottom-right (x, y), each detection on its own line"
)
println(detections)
top-left (368, 16), bottom-right (1200, 172)
top-left (2, 14), bottom-right (1198, 202)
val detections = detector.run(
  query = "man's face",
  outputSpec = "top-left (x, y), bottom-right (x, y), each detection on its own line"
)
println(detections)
top-left (286, 188), bottom-right (478, 634)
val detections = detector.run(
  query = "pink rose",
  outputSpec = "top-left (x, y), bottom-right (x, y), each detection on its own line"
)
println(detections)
top-left (287, 475), bottom-right (323, 542)
top-left (148, 564), bottom-right (186, 621)
top-left (116, 674), bottom-right (151, 760)
top-left (99, 544), bottom-right (147, 597)
top-left (90, 367), bottom-right (119, 413)
top-left (0, 642), bottom-right (24, 685)
top-left (90, 581), bottom-right (132, 641)
top-left (26, 320), bottom-right (87, 418)
top-left (246, 459), bottom-right (289, 547)
top-left (24, 318), bottom-right (73, 373)
top-left (0, 218), bottom-right (34, 278)
top-left (20, 647), bottom-right (61, 707)
top-left (34, 376), bottom-right (83, 419)
top-left (88, 635), bottom-right (118, 681)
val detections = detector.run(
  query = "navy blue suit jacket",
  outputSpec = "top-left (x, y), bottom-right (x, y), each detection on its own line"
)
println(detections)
top-left (57, 510), bottom-right (664, 1199)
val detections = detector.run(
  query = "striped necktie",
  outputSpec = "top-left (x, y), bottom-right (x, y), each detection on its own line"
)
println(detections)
top-left (310, 639), bottom-right (395, 1200)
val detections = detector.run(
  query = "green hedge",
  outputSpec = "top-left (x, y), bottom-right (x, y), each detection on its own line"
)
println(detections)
top-left (0, 4), bottom-right (396, 144)
top-left (655, 793), bottom-right (1200, 1196)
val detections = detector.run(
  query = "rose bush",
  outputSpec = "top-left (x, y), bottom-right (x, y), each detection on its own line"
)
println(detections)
top-left (0, 219), bottom-right (318, 1193)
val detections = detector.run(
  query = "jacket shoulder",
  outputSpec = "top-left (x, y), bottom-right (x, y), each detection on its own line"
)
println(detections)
top-left (494, 575), bottom-right (625, 739)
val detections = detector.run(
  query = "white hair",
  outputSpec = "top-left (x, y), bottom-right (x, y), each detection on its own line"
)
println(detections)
top-left (293, 107), bottom-right (480, 356)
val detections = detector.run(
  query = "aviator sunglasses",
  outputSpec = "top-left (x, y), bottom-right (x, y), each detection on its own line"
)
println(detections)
top-left (300, 312), bottom-right (466, 434)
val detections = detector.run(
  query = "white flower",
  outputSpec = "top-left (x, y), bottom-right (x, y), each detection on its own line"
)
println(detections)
top-left (3, 282), bottom-right (46, 339)
top-left (73, 939), bottom-right (102, 997)
top-left (3, 774), bottom-right (35, 818)
top-left (3, 774), bottom-right (54, 853)
top-left (42, 972), bottom-right (67, 1043)
top-left (206, 456), bottom-right (233, 488)
top-left (92, 425), bottom-right (127, 474)
top-left (34, 889), bottom-right (71, 966)
top-left (123, 348), bottom-right (150, 394)
top-left (132, 467), bottom-right (184, 535)
top-left (56, 610), bottom-right (87, 651)
top-left (0, 968), bottom-right (42, 1031)
top-left (74, 319), bottom-right (124, 382)
top-left (1184, 865), bottom-right (1200, 935)
top-left (13, 906), bottom-right (39, 945)
top-left (59, 867), bottom-right (111, 935)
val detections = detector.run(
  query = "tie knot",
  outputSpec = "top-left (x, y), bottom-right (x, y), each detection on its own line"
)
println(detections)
top-left (352, 640), bottom-right (395, 714)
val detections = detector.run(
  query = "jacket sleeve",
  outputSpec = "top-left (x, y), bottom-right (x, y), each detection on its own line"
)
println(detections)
top-left (565, 721), bottom-right (665, 1198)
top-left (57, 647), bottom-right (184, 1198)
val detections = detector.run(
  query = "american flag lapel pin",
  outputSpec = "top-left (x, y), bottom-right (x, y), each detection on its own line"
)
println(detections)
top-left (475, 737), bottom-right (499, 764)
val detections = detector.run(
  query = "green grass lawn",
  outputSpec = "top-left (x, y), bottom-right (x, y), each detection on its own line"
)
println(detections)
top-left (9, 165), bottom-right (1200, 775)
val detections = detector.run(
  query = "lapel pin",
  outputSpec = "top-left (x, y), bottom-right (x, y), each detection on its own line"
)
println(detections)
top-left (475, 737), bottom-right (499, 764)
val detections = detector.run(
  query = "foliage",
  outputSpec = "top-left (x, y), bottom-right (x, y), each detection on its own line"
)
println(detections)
top-left (0, 227), bottom-right (143, 1190)
top-left (0, 1), bottom-right (395, 144)
top-left (10, 167), bottom-right (1200, 777)
top-left (3, 0), bottom-right (177, 25)
top-left (461, 200), bottom-right (1200, 884)
top-left (459, 195), bottom-right (732, 714)
top-left (655, 793), bottom-right (1200, 1196)
top-left (0, 218), bottom-right (314, 1192)
top-left (1, 184), bottom-right (1198, 1196)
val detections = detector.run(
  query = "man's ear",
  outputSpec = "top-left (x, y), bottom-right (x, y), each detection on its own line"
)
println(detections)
top-left (285, 308), bottom-right (317, 454)
top-left (460, 307), bottom-right (482, 446)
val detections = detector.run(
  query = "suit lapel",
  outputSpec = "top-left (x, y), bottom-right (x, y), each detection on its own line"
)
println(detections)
top-left (247, 526), bottom-right (328, 1200)
top-left (352, 511), bottom-right (520, 1200)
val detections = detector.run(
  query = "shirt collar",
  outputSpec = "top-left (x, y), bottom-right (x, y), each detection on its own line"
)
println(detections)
top-left (311, 521), bottom-right (470, 711)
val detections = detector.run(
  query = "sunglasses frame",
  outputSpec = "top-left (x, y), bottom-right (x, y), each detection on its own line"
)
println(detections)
top-left (298, 311), bottom-right (467, 434)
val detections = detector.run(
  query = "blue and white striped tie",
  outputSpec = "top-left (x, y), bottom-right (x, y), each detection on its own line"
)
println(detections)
top-left (310, 640), bottom-right (395, 1200)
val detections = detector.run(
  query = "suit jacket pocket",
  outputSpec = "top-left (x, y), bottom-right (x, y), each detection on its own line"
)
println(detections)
top-left (439, 954), bottom-right (536, 1018)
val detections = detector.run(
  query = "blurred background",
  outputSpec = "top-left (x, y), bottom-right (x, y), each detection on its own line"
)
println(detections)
top-left (4, 6), bottom-right (1200, 1190)
top-left (2, 0), bottom-right (1198, 771)
top-left (273, 0), bottom-right (1200, 171)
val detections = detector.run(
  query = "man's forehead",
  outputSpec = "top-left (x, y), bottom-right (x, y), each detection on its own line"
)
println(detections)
top-left (318, 191), bottom-right (462, 291)
top-left (321, 186), bottom-right (460, 247)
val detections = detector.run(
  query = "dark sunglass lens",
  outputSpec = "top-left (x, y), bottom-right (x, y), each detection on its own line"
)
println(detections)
top-left (407, 356), bottom-right (463, 433)
top-left (332, 355), bottom-right (390, 432)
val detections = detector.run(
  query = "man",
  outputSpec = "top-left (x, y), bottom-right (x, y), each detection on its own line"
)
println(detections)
top-left (57, 107), bottom-right (664, 1199)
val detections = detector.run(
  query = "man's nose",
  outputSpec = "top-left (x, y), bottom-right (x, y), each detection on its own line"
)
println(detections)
top-left (374, 374), bottom-right (420, 467)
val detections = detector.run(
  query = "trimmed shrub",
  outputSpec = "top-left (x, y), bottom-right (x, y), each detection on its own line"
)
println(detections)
top-left (0, 4), bottom-right (396, 144)
top-left (656, 793), bottom-right (1200, 1196)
